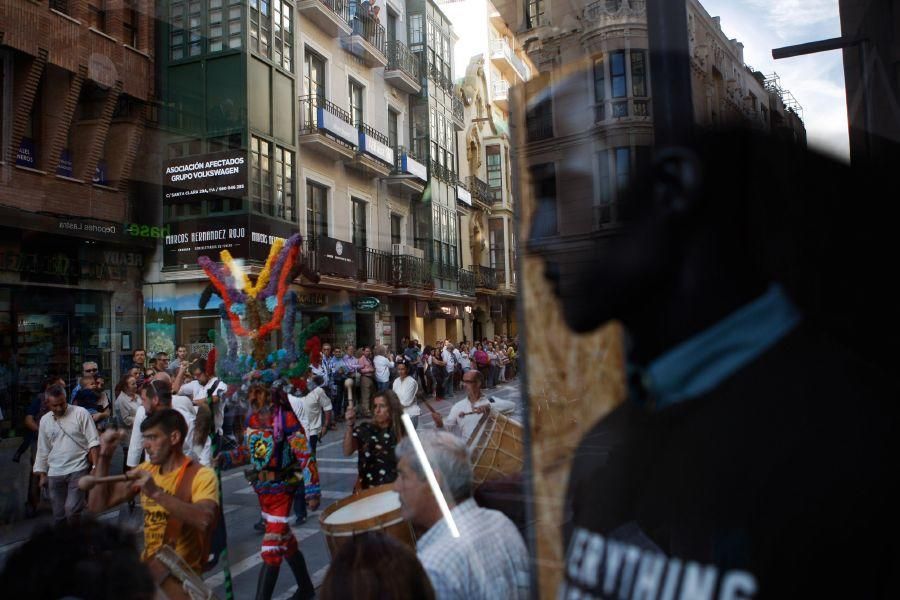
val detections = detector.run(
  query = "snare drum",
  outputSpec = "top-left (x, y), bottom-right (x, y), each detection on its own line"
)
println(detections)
top-left (466, 410), bottom-right (525, 486)
top-left (319, 484), bottom-right (416, 558)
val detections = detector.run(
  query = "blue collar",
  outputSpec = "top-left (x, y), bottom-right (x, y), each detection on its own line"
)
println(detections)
top-left (637, 283), bottom-right (801, 409)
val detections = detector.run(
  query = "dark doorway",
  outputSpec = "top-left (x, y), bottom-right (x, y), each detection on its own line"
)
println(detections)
top-left (355, 312), bottom-right (375, 348)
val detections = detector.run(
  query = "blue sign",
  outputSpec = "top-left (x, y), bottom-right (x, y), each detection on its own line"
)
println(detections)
top-left (93, 159), bottom-right (108, 186)
top-left (56, 148), bottom-right (74, 178)
top-left (16, 137), bottom-right (36, 168)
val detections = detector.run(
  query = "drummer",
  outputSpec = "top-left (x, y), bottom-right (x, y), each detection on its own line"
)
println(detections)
top-left (343, 390), bottom-right (406, 491)
top-left (432, 371), bottom-right (516, 440)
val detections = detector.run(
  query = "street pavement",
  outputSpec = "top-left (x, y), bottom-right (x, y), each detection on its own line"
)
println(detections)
top-left (0, 377), bottom-right (523, 599)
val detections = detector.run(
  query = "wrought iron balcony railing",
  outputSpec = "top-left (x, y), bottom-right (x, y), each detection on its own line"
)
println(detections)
top-left (467, 175), bottom-right (491, 203)
top-left (392, 254), bottom-right (431, 288)
top-left (357, 246), bottom-right (392, 282)
top-left (386, 40), bottom-right (421, 81)
top-left (349, 2), bottom-right (386, 55)
top-left (473, 265), bottom-right (498, 289)
top-left (459, 268), bottom-right (476, 296)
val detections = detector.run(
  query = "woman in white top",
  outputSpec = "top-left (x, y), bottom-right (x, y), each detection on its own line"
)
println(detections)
top-left (113, 373), bottom-right (139, 468)
top-left (391, 359), bottom-right (420, 427)
top-left (458, 342), bottom-right (472, 372)
top-left (373, 345), bottom-right (393, 393)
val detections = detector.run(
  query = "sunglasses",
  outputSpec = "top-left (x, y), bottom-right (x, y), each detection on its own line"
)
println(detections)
top-left (85, 368), bottom-right (98, 373)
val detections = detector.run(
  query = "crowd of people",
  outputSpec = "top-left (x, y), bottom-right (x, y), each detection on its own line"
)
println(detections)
top-left (5, 333), bottom-right (525, 599)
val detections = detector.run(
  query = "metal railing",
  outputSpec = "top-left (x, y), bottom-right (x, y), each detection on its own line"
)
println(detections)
top-left (584, 0), bottom-right (646, 21)
top-left (386, 40), bottom-right (421, 82)
top-left (430, 160), bottom-right (457, 185)
top-left (392, 254), bottom-right (431, 288)
top-left (490, 38), bottom-right (530, 81)
top-left (526, 110), bottom-right (553, 142)
top-left (314, 0), bottom-right (351, 24)
top-left (451, 92), bottom-right (465, 124)
top-left (473, 265), bottom-right (498, 289)
top-left (433, 261), bottom-right (459, 282)
top-left (299, 94), bottom-right (354, 135)
top-left (359, 122), bottom-right (389, 145)
top-left (467, 175), bottom-right (491, 203)
top-left (492, 79), bottom-right (510, 100)
top-left (302, 236), bottom-right (320, 273)
top-left (358, 247), bottom-right (392, 282)
top-left (349, 2), bottom-right (386, 56)
top-left (459, 268), bottom-right (476, 295)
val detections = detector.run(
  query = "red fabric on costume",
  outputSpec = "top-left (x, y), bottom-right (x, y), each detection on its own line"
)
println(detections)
top-left (259, 491), bottom-right (299, 566)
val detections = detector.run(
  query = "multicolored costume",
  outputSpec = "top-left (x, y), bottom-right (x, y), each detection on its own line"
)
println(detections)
top-left (222, 389), bottom-right (320, 567)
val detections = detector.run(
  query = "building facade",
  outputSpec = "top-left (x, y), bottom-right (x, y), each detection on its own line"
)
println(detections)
top-left (0, 0), bottom-right (155, 435)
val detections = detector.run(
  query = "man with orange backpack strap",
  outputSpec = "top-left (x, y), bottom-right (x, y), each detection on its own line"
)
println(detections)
top-left (88, 408), bottom-right (219, 579)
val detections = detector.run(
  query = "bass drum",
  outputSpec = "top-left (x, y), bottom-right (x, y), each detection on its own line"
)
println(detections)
top-left (319, 483), bottom-right (416, 558)
top-left (466, 410), bottom-right (525, 486)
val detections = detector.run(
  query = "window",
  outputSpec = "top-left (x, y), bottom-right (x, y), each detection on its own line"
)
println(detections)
top-left (49, 0), bottom-right (69, 13)
top-left (525, 75), bottom-right (553, 142)
top-left (611, 51), bottom-right (627, 98)
top-left (349, 80), bottom-right (364, 127)
top-left (304, 49), bottom-right (325, 100)
top-left (526, 0), bottom-right (544, 29)
top-left (631, 50), bottom-right (647, 97)
top-left (387, 10), bottom-right (397, 44)
top-left (593, 56), bottom-right (605, 121)
top-left (123, 0), bottom-right (139, 48)
top-left (487, 145), bottom-right (502, 201)
top-left (307, 182), bottom-right (328, 240)
top-left (87, 0), bottom-right (106, 32)
top-left (208, 0), bottom-right (243, 53)
top-left (189, 0), bottom-right (202, 56)
top-left (529, 163), bottom-right (557, 237)
top-left (595, 146), bottom-right (649, 227)
top-left (271, 0), bottom-right (293, 71)
top-left (409, 14), bottom-right (423, 46)
top-left (170, 2), bottom-right (186, 60)
top-left (250, 136), bottom-right (273, 215)
top-left (489, 218), bottom-right (506, 284)
top-left (250, 0), bottom-right (271, 58)
top-left (615, 147), bottom-right (630, 194)
top-left (274, 147), bottom-right (294, 221)
top-left (391, 214), bottom-right (402, 246)
top-left (388, 109), bottom-right (399, 149)
top-left (597, 151), bottom-right (611, 224)
top-left (352, 198), bottom-right (367, 249)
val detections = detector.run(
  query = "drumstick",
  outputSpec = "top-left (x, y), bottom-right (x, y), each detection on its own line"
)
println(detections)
top-left (77, 473), bottom-right (132, 491)
top-left (422, 399), bottom-right (440, 416)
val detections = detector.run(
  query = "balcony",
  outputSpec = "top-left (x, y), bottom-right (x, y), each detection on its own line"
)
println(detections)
top-left (467, 175), bottom-right (492, 205)
top-left (490, 38), bottom-right (530, 83)
top-left (473, 265), bottom-right (498, 291)
top-left (297, 0), bottom-right (352, 38)
top-left (430, 160), bottom-right (457, 185)
top-left (492, 79), bottom-right (510, 110)
top-left (385, 41), bottom-right (422, 94)
top-left (348, 3), bottom-right (387, 67)
top-left (392, 254), bottom-right (432, 289)
top-left (386, 146), bottom-right (427, 195)
top-left (299, 95), bottom-right (357, 160)
top-left (451, 90), bottom-right (465, 130)
top-left (353, 123), bottom-right (393, 176)
top-left (459, 268), bottom-right (476, 296)
top-left (357, 247), bottom-right (392, 282)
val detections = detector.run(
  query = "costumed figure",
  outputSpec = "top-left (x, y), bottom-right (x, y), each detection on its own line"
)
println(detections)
top-left (197, 233), bottom-right (329, 600)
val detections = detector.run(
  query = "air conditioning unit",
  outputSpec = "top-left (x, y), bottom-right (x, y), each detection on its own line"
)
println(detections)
top-left (392, 244), bottom-right (424, 259)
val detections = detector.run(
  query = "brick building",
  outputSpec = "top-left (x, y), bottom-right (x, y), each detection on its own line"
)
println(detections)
top-left (0, 0), bottom-right (156, 434)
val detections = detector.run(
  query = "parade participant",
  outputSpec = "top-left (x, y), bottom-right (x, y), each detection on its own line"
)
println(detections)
top-left (343, 390), bottom-right (405, 490)
top-left (358, 346), bottom-right (376, 415)
top-left (392, 358), bottom-right (420, 428)
top-left (432, 371), bottom-right (515, 440)
top-left (395, 431), bottom-right (529, 599)
top-left (88, 409), bottom-right (219, 576)
top-left (219, 382), bottom-right (318, 600)
top-left (318, 532), bottom-right (436, 600)
top-left (20, 375), bottom-right (66, 517)
top-left (289, 375), bottom-right (333, 455)
top-left (33, 384), bottom-right (99, 524)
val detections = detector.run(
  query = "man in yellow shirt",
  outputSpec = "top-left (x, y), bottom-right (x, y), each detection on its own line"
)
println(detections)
top-left (89, 407), bottom-right (219, 575)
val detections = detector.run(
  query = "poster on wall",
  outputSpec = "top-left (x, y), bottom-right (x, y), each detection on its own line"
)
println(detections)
top-left (317, 236), bottom-right (358, 278)
top-left (163, 150), bottom-right (247, 201)
top-left (163, 213), bottom-right (294, 268)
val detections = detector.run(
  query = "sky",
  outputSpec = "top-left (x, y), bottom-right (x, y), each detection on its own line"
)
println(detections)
top-left (699, 0), bottom-right (849, 161)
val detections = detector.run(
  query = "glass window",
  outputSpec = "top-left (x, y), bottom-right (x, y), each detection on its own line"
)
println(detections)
top-left (306, 182), bottom-right (328, 240)
top-left (611, 51), bottom-right (627, 98)
top-left (487, 145), bottom-right (502, 201)
top-left (409, 14), bottom-right (423, 46)
top-left (250, 135), bottom-right (273, 215)
top-left (349, 80), bottom-right (364, 127)
top-left (593, 56), bottom-right (605, 121)
top-left (388, 109), bottom-right (399, 149)
top-left (391, 214), bottom-right (402, 246)
top-left (305, 49), bottom-right (325, 100)
top-left (526, 0), bottom-right (544, 29)
top-left (352, 198), bottom-right (367, 249)
top-left (274, 146), bottom-right (294, 221)
top-left (615, 147), bottom-right (630, 194)
top-left (631, 50), bottom-right (647, 97)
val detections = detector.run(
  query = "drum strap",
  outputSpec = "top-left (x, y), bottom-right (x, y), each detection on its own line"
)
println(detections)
top-left (162, 459), bottom-right (201, 549)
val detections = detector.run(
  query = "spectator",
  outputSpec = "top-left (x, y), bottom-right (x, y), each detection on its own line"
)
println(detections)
top-left (472, 343), bottom-right (490, 387)
top-left (441, 342), bottom-right (457, 396)
top-left (33, 384), bottom-right (100, 524)
top-left (178, 358), bottom-right (227, 436)
top-left (357, 346), bottom-right (376, 416)
top-left (168, 344), bottom-right (188, 374)
top-left (71, 361), bottom-right (99, 398)
top-left (319, 532), bottom-right (435, 600)
top-left (114, 373), bottom-right (140, 469)
top-left (19, 375), bottom-right (66, 518)
top-left (392, 358), bottom-right (420, 428)
top-left (394, 431), bottom-right (529, 599)
top-left (154, 351), bottom-right (170, 376)
top-left (373, 345), bottom-right (393, 393)
top-left (430, 347), bottom-right (447, 402)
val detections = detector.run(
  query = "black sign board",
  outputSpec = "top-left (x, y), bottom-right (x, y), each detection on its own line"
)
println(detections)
top-left (163, 150), bottom-right (247, 201)
top-left (317, 236), bottom-right (357, 278)
top-left (163, 214), bottom-right (294, 268)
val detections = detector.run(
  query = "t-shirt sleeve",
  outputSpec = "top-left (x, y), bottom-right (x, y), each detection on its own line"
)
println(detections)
top-left (192, 467), bottom-right (220, 506)
top-left (318, 388), bottom-right (333, 412)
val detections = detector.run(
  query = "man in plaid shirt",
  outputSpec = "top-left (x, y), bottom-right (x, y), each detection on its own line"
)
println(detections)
top-left (395, 431), bottom-right (529, 599)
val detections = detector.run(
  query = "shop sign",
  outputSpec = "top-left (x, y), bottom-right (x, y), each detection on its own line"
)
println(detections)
top-left (93, 159), bottom-right (108, 186)
top-left (163, 150), bottom-right (247, 201)
top-left (0, 250), bottom-right (128, 281)
top-left (317, 236), bottom-right (358, 278)
top-left (57, 148), bottom-right (74, 178)
top-left (297, 292), bottom-right (329, 307)
top-left (356, 296), bottom-right (380, 311)
top-left (162, 214), bottom-right (292, 268)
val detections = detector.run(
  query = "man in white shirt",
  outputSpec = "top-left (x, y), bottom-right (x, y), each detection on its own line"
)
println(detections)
top-left (33, 384), bottom-right (100, 524)
top-left (433, 370), bottom-right (516, 441)
top-left (178, 359), bottom-right (227, 435)
top-left (441, 342), bottom-right (457, 396)
top-left (392, 359), bottom-right (420, 427)
top-left (288, 377), bottom-right (333, 453)
top-left (127, 376), bottom-right (210, 468)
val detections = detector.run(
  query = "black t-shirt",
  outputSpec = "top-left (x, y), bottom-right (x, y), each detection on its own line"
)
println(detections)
top-left (561, 326), bottom-right (899, 599)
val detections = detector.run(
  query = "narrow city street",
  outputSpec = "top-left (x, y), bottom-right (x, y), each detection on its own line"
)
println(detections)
top-left (0, 379), bottom-right (523, 599)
